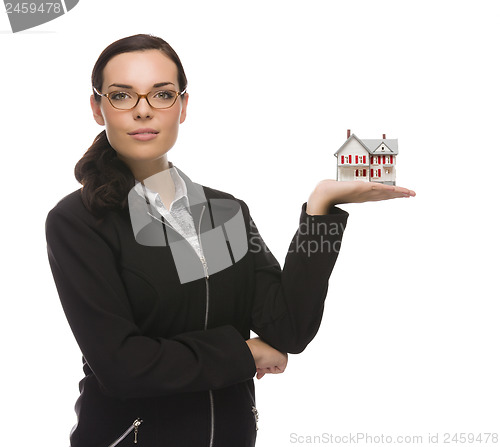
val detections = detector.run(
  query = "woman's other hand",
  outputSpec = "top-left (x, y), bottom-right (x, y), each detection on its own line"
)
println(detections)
top-left (246, 338), bottom-right (288, 379)
top-left (306, 180), bottom-right (416, 215)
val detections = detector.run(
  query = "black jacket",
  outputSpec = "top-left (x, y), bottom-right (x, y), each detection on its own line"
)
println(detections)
top-left (45, 167), bottom-right (348, 447)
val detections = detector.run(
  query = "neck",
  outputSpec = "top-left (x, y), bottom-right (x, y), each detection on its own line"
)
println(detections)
top-left (120, 155), bottom-right (172, 182)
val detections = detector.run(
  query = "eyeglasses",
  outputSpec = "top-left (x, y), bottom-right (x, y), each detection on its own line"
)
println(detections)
top-left (93, 86), bottom-right (186, 110)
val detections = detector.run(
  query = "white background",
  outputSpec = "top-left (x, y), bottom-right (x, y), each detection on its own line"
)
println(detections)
top-left (1, 1), bottom-right (499, 445)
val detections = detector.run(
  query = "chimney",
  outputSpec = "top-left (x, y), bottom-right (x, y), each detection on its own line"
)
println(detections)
top-left (382, 133), bottom-right (386, 139)
top-left (347, 129), bottom-right (351, 139)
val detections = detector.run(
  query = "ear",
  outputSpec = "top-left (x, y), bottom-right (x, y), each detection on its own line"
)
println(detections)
top-left (179, 93), bottom-right (189, 124)
top-left (90, 94), bottom-right (105, 126)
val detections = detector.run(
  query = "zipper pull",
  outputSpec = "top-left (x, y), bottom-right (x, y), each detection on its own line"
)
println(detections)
top-left (251, 406), bottom-right (259, 431)
top-left (133, 419), bottom-right (142, 444)
top-left (200, 255), bottom-right (209, 279)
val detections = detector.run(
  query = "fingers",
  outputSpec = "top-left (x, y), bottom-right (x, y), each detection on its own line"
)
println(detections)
top-left (368, 182), bottom-right (416, 201)
top-left (390, 187), bottom-right (416, 199)
top-left (255, 364), bottom-right (287, 379)
top-left (400, 186), bottom-right (416, 197)
top-left (385, 184), bottom-right (415, 196)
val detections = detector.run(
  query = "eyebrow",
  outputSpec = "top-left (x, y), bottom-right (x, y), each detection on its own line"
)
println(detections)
top-left (108, 82), bottom-right (175, 89)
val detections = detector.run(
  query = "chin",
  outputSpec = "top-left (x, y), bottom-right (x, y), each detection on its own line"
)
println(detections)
top-left (118, 149), bottom-right (171, 163)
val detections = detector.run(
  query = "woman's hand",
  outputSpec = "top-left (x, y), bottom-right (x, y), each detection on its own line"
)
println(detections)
top-left (246, 338), bottom-right (288, 379)
top-left (306, 180), bottom-right (416, 215)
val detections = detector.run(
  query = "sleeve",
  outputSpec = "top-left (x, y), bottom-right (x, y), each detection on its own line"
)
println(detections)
top-left (246, 201), bottom-right (349, 354)
top-left (45, 204), bottom-right (256, 400)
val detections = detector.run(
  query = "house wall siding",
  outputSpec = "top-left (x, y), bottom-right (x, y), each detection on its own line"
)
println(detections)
top-left (336, 140), bottom-right (369, 160)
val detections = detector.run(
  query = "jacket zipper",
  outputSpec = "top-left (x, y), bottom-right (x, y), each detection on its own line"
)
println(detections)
top-left (198, 206), bottom-right (215, 447)
top-left (245, 383), bottom-right (259, 431)
top-left (203, 266), bottom-right (215, 447)
top-left (252, 406), bottom-right (259, 431)
top-left (107, 418), bottom-right (142, 447)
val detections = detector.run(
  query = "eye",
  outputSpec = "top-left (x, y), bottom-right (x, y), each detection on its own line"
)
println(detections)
top-left (109, 91), bottom-right (133, 101)
top-left (153, 90), bottom-right (176, 101)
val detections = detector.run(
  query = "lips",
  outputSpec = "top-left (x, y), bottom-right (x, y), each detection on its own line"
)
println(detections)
top-left (128, 128), bottom-right (159, 135)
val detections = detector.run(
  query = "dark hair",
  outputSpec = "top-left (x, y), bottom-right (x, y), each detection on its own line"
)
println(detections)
top-left (74, 34), bottom-right (188, 218)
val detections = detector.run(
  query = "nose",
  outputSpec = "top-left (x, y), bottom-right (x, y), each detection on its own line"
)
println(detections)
top-left (134, 96), bottom-right (154, 119)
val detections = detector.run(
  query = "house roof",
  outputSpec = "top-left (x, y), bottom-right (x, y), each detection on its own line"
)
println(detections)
top-left (362, 139), bottom-right (398, 154)
top-left (334, 133), bottom-right (399, 156)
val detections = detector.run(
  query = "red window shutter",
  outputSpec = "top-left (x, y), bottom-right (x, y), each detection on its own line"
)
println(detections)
top-left (355, 170), bottom-right (359, 177)
top-left (370, 156), bottom-right (373, 164)
top-left (370, 169), bottom-right (373, 177)
top-left (390, 155), bottom-right (393, 164)
top-left (383, 156), bottom-right (386, 164)
top-left (363, 169), bottom-right (366, 176)
top-left (378, 169), bottom-right (381, 177)
top-left (355, 155), bottom-right (358, 164)
top-left (341, 155), bottom-right (344, 164)
top-left (349, 155), bottom-right (352, 164)
top-left (363, 155), bottom-right (366, 164)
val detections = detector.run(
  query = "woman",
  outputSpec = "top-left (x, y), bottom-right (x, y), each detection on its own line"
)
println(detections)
top-left (45, 34), bottom-right (415, 447)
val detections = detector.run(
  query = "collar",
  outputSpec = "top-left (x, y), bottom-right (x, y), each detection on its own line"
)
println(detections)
top-left (133, 162), bottom-right (190, 211)
top-left (127, 164), bottom-right (212, 244)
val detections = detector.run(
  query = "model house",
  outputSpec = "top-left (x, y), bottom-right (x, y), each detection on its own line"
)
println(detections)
top-left (334, 130), bottom-right (398, 185)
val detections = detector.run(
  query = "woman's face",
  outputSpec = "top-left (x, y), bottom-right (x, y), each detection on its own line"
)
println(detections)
top-left (90, 49), bottom-right (188, 175)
